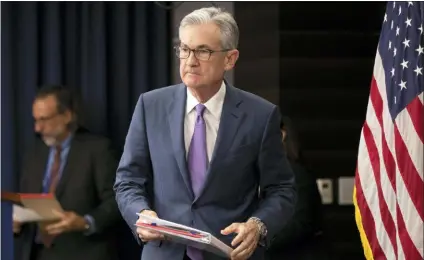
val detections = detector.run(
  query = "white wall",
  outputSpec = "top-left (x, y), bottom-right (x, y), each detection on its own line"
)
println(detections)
top-left (171, 2), bottom-right (234, 85)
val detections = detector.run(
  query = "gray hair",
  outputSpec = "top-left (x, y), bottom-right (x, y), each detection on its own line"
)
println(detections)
top-left (179, 7), bottom-right (239, 50)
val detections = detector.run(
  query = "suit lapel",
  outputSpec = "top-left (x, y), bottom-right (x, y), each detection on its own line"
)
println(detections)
top-left (31, 143), bottom-right (49, 193)
top-left (55, 137), bottom-right (80, 199)
top-left (195, 84), bottom-right (244, 201)
top-left (167, 84), bottom-right (194, 198)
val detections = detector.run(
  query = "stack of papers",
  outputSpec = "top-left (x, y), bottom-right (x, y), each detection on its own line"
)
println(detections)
top-left (13, 205), bottom-right (47, 222)
top-left (2, 192), bottom-right (63, 223)
top-left (136, 213), bottom-right (233, 257)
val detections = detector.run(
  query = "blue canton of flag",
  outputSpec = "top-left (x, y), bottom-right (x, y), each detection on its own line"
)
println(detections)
top-left (378, 1), bottom-right (424, 120)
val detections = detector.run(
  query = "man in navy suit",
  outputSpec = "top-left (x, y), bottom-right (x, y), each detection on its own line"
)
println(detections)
top-left (114, 6), bottom-right (296, 260)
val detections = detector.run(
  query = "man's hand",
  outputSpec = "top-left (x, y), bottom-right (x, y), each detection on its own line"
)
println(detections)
top-left (136, 210), bottom-right (165, 243)
top-left (221, 219), bottom-right (260, 260)
top-left (45, 210), bottom-right (88, 236)
top-left (13, 220), bottom-right (22, 234)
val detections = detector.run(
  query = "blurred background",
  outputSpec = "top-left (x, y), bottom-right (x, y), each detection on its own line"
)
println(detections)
top-left (2, 1), bottom-right (388, 259)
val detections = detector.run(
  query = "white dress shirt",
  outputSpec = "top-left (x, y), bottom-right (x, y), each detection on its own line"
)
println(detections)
top-left (184, 81), bottom-right (226, 162)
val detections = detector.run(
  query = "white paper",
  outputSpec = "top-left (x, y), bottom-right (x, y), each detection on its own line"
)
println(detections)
top-left (136, 213), bottom-right (233, 257)
top-left (13, 205), bottom-right (45, 222)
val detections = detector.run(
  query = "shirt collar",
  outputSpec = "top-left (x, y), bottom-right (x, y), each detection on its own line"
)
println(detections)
top-left (55, 133), bottom-right (73, 150)
top-left (186, 81), bottom-right (226, 120)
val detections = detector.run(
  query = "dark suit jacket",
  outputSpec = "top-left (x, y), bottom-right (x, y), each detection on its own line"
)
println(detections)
top-left (14, 130), bottom-right (122, 260)
top-left (266, 161), bottom-right (329, 260)
top-left (114, 82), bottom-right (296, 260)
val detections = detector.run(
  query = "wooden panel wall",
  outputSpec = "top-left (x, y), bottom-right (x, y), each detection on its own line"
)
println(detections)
top-left (235, 2), bottom-right (387, 259)
top-left (234, 2), bottom-right (280, 105)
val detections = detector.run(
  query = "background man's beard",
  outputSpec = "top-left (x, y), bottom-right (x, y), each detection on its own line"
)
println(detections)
top-left (42, 136), bottom-right (58, 147)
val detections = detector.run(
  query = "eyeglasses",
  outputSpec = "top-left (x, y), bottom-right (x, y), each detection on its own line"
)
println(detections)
top-left (34, 112), bottom-right (61, 125)
top-left (174, 46), bottom-right (231, 61)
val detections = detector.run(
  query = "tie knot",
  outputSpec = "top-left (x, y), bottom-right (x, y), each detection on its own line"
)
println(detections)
top-left (195, 104), bottom-right (206, 116)
top-left (55, 145), bottom-right (62, 154)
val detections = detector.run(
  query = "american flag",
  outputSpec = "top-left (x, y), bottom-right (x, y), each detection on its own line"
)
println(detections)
top-left (353, 1), bottom-right (423, 260)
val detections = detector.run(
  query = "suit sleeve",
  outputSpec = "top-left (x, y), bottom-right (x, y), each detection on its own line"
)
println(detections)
top-left (252, 106), bottom-right (297, 246)
top-left (114, 94), bottom-right (152, 244)
top-left (87, 138), bottom-right (122, 234)
top-left (14, 146), bottom-right (34, 238)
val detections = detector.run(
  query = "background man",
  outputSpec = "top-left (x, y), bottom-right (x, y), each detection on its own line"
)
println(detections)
top-left (14, 85), bottom-right (122, 260)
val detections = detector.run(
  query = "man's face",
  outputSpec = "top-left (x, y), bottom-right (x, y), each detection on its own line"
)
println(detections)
top-left (32, 95), bottom-right (71, 146)
top-left (178, 22), bottom-right (239, 89)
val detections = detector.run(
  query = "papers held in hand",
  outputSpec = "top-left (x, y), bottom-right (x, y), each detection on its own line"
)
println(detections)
top-left (13, 205), bottom-right (47, 222)
top-left (1, 192), bottom-right (63, 223)
top-left (136, 213), bottom-right (233, 258)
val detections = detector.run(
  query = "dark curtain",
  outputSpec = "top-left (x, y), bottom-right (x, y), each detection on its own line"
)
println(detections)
top-left (1, 1), bottom-right (172, 259)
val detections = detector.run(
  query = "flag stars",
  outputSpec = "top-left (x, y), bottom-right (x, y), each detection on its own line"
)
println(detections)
top-left (398, 80), bottom-right (407, 90)
top-left (414, 66), bottom-right (423, 76)
top-left (396, 26), bottom-right (400, 36)
top-left (393, 47), bottom-right (397, 57)
top-left (384, 13), bottom-right (388, 22)
top-left (419, 24), bottom-right (423, 35)
top-left (405, 18), bottom-right (412, 27)
top-left (400, 59), bottom-right (409, 69)
top-left (408, 1), bottom-right (413, 6)
top-left (390, 68), bottom-right (395, 77)
top-left (416, 45), bottom-right (424, 55)
top-left (402, 38), bottom-right (410, 48)
top-left (391, 21), bottom-right (394, 30)
top-left (388, 41), bottom-right (392, 50)
top-left (398, 6), bottom-right (402, 15)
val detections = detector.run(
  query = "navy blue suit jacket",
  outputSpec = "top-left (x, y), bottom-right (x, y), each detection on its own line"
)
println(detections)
top-left (114, 82), bottom-right (296, 260)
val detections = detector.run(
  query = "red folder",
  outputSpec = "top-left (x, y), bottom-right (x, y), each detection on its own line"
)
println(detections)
top-left (136, 213), bottom-right (233, 258)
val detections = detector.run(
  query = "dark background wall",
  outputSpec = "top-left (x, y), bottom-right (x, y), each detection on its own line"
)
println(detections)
top-left (234, 2), bottom-right (387, 259)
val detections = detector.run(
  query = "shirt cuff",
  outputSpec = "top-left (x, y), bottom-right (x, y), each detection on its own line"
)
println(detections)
top-left (83, 215), bottom-right (96, 236)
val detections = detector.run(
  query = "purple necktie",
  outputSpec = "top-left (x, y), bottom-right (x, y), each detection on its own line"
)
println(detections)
top-left (188, 104), bottom-right (208, 197)
top-left (186, 104), bottom-right (207, 260)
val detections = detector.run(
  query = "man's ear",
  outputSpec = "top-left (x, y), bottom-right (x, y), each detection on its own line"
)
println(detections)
top-left (63, 110), bottom-right (73, 124)
top-left (224, 49), bottom-right (239, 71)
